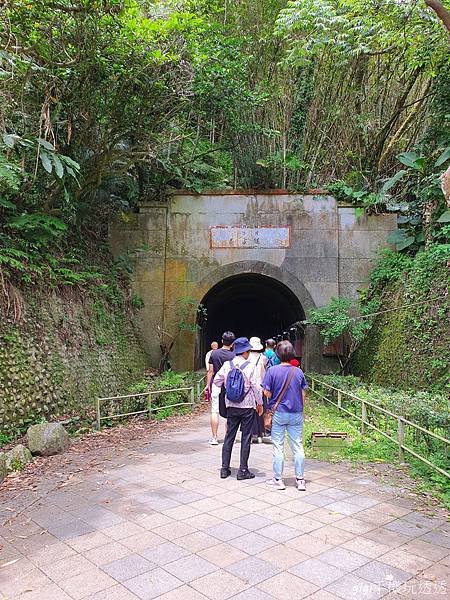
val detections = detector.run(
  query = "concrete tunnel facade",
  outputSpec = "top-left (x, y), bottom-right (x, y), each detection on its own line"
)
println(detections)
top-left (109, 192), bottom-right (397, 372)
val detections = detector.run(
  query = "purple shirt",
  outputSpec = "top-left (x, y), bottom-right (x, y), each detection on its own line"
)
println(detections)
top-left (262, 365), bottom-right (308, 413)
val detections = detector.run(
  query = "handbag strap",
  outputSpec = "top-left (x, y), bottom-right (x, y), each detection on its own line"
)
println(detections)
top-left (269, 367), bottom-right (296, 414)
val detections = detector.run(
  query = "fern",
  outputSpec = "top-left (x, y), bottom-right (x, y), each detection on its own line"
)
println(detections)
top-left (6, 213), bottom-right (67, 245)
top-left (0, 153), bottom-right (22, 194)
top-left (0, 248), bottom-right (29, 272)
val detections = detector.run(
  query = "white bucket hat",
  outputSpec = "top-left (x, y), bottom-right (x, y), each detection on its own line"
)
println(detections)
top-left (249, 336), bottom-right (264, 351)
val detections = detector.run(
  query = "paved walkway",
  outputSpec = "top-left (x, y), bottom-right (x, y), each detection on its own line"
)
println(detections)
top-left (1, 413), bottom-right (449, 600)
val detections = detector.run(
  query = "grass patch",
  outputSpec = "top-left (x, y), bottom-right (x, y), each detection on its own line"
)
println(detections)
top-left (304, 396), bottom-right (396, 463)
top-left (307, 389), bottom-right (450, 509)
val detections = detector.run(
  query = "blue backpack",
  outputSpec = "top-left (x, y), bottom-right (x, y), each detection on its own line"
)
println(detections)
top-left (225, 359), bottom-right (250, 403)
top-left (265, 350), bottom-right (280, 368)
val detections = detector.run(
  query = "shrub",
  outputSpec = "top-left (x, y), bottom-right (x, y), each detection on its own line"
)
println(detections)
top-left (369, 249), bottom-right (413, 288)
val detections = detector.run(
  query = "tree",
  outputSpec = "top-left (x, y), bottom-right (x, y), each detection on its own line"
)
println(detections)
top-left (275, 0), bottom-right (449, 182)
top-left (0, 0), bottom-right (257, 294)
top-left (308, 297), bottom-right (380, 367)
top-left (156, 298), bottom-right (207, 372)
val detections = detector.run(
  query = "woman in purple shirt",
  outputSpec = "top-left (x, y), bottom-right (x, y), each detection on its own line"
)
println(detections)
top-left (262, 340), bottom-right (307, 491)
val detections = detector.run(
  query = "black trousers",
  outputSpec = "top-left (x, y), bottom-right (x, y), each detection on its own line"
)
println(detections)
top-left (251, 395), bottom-right (268, 437)
top-left (222, 407), bottom-right (255, 472)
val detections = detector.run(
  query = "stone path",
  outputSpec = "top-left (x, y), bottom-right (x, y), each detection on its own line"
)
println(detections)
top-left (1, 413), bottom-right (449, 600)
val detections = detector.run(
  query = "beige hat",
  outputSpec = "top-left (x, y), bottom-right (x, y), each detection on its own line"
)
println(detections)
top-left (249, 336), bottom-right (263, 351)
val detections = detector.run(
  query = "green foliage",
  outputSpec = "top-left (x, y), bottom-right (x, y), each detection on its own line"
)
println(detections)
top-left (386, 229), bottom-right (417, 252)
top-left (277, 0), bottom-right (448, 73)
top-left (177, 298), bottom-right (207, 333)
top-left (131, 294), bottom-right (145, 310)
top-left (275, 0), bottom-right (449, 182)
top-left (0, 233), bottom-right (126, 298)
top-left (308, 296), bottom-right (380, 354)
top-left (6, 214), bottom-right (67, 245)
top-left (369, 249), bottom-right (413, 288)
top-left (382, 147), bottom-right (450, 251)
top-left (256, 151), bottom-right (309, 189)
top-left (153, 407), bottom-right (174, 420)
top-left (151, 370), bottom-right (189, 412)
top-left (0, 153), bottom-right (22, 193)
top-left (437, 210), bottom-right (450, 224)
top-left (326, 181), bottom-right (382, 214)
top-left (0, 0), bottom-right (271, 296)
top-left (0, 432), bottom-right (11, 446)
top-left (352, 243), bottom-right (450, 393)
top-left (317, 374), bottom-right (449, 430)
top-left (121, 370), bottom-right (200, 420)
top-left (327, 142), bottom-right (450, 252)
top-left (304, 384), bottom-right (450, 506)
top-left (0, 0), bottom-right (449, 301)
top-left (304, 396), bottom-right (396, 463)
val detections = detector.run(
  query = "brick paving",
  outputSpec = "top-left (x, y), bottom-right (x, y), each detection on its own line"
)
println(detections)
top-left (0, 413), bottom-right (449, 599)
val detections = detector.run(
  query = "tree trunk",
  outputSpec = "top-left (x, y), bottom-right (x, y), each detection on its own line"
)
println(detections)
top-left (377, 80), bottom-right (432, 172)
top-left (425, 0), bottom-right (450, 33)
top-left (441, 165), bottom-right (450, 208)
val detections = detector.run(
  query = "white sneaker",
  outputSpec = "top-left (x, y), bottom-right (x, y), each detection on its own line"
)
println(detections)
top-left (266, 478), bottom-right (286, 490)
top-left (209, 437), bottom-right (219, 445)
top-left (296, 478), bottom-right (306, 491)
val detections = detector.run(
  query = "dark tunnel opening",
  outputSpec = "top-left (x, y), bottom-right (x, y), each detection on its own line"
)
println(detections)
top-left (196, 273), bottom-right (305, 368)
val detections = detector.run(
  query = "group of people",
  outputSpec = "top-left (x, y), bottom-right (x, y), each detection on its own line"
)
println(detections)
top-left (204, 332), bottom-right (307, 491)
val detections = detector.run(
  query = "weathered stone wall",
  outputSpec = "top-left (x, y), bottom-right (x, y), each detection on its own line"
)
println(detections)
top-left (109, 193), bottom-right (397, 371)
top-left (0, 293), bottom-right (148, 434)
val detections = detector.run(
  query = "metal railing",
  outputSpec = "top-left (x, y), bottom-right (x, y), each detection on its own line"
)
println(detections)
top-left (309, 376), bottom-right (450, 480)
top-left (95, 374), bottom-right (206, 430)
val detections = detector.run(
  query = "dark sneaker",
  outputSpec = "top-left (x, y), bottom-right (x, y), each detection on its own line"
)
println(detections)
top-left (237, 469), bottom-right (255, 480)
top-left (220, 468), bottom-right (231, 479)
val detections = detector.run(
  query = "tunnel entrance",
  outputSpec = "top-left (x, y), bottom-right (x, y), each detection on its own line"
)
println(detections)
top-left (196, 273), bottom-right (305, 368)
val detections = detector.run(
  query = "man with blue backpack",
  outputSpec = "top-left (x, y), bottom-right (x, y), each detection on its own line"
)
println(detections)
top-left (211, 337), bottom-right (263, 480)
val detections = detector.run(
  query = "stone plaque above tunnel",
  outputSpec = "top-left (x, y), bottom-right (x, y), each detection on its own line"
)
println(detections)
top-left (210, 226), bottom-right (291, 249)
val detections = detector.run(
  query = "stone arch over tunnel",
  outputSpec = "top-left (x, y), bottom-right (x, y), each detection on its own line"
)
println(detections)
top-left (194, 261), bottom-right (319, 370)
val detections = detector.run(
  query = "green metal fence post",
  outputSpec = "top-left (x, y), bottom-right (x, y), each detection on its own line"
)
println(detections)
top-left (95, 398), bottom-right (101, 430)
top-left (361, 400), bottom-right (367, 434)
top-left (147, 392), bottom-right (152, 418)
top-left (397, 417), bottom-right (405, 462)
top-left (190, 386), bottom-right (195, 407)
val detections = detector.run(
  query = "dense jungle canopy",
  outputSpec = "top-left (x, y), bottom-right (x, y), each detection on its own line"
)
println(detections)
top-left (0, 0), bottom-right (449, 301)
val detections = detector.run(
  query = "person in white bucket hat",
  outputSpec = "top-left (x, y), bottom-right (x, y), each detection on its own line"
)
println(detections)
top-left (248, 337), bottom-right (268, 443)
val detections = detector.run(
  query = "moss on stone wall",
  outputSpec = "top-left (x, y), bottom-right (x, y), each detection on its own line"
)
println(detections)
top-left (351, 246), bottom-right (450, 393)
top-left (0, 292), bottom-right (148, 434)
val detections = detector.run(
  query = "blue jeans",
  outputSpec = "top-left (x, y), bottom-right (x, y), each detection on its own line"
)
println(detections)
top-left (271, 411), bottom-right (304, 479)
